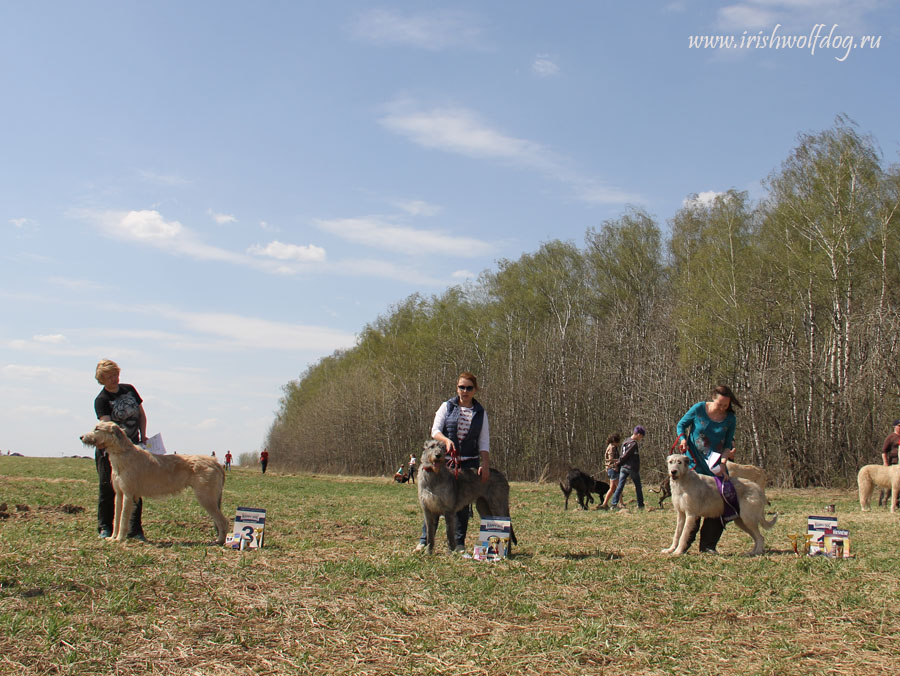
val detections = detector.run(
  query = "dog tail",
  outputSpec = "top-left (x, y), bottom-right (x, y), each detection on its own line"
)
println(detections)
top-left (761, 512), bottom-right (778, 530)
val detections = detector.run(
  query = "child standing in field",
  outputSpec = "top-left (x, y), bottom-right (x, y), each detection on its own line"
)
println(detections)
top-left (599, 433), bottom-right (621, 510)
top-left (260, 448), bottom-right (269, 474)
top-left (610, 426), bottom-right (646, 510)
top-left (224, 451), bottom-right (232, 470)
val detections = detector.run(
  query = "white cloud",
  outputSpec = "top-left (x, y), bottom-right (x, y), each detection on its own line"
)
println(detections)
top-left (208, 209), bottom-right (237, 225)
top-left (452, 269), bottom-right (476, 279)
top-left (196, 418), bottom-right (220, 430)
top-left (717, 4), bottom-right (777, 29)
top-left (33, 334), bottom-right (68, 344)
top-left (138, 169), bottom-right (190, 186)
top-left (247, 240), bottom-right (327, 263)
top-left (48, 276), bottom-right (105, 291)
top-left (716, 1), bottom-right (882, 32)
top-left (380, 102), bottom-right (640, 205)
top-left (259, 220), bottom-right (279, 232)
top-left (532, 54), bottom-right (560, 77)
top-left (75, 208), bottom-right (447, 281)
top-left (155, 307), bottom-right (358, 352)
top-left (350, 9), bottom-right (483, 50)
top-left (78, 209), bottom-right (260, 267)
top-left (380, 104), bottom-right (545, 164)
top-left (10, 217), bottom-right (35, 229)
top-left (314, 217), bottom-right (492, 257)
top-left (683, 190), bottom-right (726, 207)
top-left (13, 404), bottom-right (72, 418)
top-left (393, 199), bottom-right (442, 217)
top-left (327, 258), bottom-right (445, 286)
top-left (2, 364), bottom-right (55, 379)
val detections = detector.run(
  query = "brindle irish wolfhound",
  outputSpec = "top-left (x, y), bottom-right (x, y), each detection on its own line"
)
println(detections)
top-left (80, 421), bottom-right (228, 545)
top-left (417, 439), bottom-right (517, 554)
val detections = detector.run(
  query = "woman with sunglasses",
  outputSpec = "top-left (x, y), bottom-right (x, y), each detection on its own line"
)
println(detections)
top-left (415, 371), bottom-right (490, 552)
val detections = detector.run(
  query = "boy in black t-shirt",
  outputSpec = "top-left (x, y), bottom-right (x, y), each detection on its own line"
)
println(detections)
top-left (93, 359), bottom-right (147, 540)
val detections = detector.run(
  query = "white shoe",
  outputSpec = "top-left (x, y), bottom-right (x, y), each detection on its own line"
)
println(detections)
top-left (453, 544), bottom-right (466, 553)
top-left (414, 542), bottom-right (427, 552)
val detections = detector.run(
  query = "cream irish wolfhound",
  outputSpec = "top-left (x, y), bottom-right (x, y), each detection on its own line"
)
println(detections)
top-left (81, 421), bottom-right (228, 544)
top-left (417, 439), bottom-right (517, 554)
top-left (727, 461), bottom-right (768, 488)
top-left (857, 464), bottom-right (900, 512)
top-left (663, 454), bottom-right (777, 556)
top-left (650, 461), bottom-right (768, 509)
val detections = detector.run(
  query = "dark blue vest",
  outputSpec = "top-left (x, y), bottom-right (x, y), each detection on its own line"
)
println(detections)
top-left (443, 397), bottom-right (484, 469)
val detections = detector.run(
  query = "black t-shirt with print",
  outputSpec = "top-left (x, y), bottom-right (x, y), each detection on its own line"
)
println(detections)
top-left (94, 383), bottom-right (143, 443)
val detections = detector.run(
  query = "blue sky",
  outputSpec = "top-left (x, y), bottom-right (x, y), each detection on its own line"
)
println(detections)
top-left (2, 1), bottom-right (898, 457)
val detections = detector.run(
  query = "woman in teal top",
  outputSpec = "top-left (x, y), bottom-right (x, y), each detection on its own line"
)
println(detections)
top-left (674, 385), bottom-right (741, 552)
top-left (676, 389), bottom-right (737, 476)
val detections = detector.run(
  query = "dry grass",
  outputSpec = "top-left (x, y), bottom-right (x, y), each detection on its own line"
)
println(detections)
top-left (1, 457), bottom-right (899, 675)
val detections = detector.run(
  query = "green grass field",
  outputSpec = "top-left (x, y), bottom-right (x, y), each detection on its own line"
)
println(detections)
top-left (1, 457), bottom-right (899, 675)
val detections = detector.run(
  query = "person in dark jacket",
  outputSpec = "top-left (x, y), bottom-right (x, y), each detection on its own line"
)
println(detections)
top-left (609, 426), bottom-right (646, 510)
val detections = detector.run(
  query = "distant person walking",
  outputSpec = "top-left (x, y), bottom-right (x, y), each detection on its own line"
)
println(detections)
top-left (408, 453), bottom-right (417, 482)
top-left (260, 448), bottom-right (269, 474)
top-left (224, 451), bottom-right (232, 470)
top-left (610, 426), bottom-right (646, 511)
top-left (599, 433), bottom-right (621, 510)
top-left (93, 359), bottom-right (146, 541)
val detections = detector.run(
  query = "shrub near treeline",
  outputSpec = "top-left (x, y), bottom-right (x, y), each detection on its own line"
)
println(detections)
top-left (269, 117), bottom-right (900, 487)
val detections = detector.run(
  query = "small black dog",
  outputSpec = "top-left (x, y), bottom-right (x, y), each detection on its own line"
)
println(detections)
top-left (559, 469), bottom-right (609, 510)
top-left (649, 476), bottom-right (671, 508)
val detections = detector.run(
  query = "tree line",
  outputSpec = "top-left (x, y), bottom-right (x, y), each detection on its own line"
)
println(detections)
top-left (267, 118), bottom-right (900, 487)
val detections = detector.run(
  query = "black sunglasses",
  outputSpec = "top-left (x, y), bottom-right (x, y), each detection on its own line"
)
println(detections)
top-left (457, 385), bottom-right (475, 391)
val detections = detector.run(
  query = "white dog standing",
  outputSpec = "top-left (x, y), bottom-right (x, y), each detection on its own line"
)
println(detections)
top-left (81, 421), bottom-right (228, 545)
top-left (663, 454), bottom-right (777, 556)
top-left (857, 464), bottom-right (900, 512)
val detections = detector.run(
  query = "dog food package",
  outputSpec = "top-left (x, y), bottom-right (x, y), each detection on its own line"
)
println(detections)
top-left (477, 516), bottom-right (512, 561)
top-left (823, 528), bottom-right (851, 558)
top-left (226, 506), bottom-right (266, 549)
top-left (806, 515), bottom-right (838, 556)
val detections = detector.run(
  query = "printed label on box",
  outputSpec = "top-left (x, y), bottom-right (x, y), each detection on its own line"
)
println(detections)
top-left (226, 506), bottom-right (266, 549)
top-left (477, 516), bottom-right (512, 561)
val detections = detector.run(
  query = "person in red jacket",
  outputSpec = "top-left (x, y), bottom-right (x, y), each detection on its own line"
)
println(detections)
top-left (260, 448), bottom-right (269, 474)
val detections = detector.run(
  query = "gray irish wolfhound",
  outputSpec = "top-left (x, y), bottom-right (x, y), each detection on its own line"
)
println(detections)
top-left (80, 421), bottom-right (228, 544)
top-left (417, 439), bottom-right (517, 554)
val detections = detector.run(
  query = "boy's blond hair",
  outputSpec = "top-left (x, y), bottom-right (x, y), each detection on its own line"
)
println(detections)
top-left (95, 359), bottom-right (120, 384)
